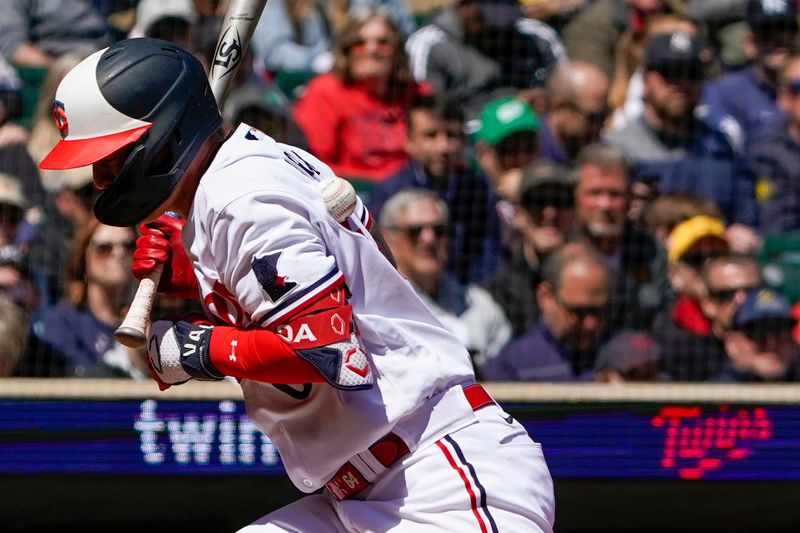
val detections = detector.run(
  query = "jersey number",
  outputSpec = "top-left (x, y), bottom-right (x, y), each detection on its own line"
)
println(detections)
top-left (284, 151), bottom-right (320, 178)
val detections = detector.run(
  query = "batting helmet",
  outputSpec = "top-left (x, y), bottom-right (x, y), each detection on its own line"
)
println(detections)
top-left (39, 38), bottom-right (222, 226)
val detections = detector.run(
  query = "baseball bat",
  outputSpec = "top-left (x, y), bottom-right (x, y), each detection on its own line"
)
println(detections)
top-left (115, 0), bottom-right (270, 348)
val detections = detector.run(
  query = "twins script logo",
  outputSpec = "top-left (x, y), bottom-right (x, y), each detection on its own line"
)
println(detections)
top-left (651, 405), bottom-right (772, 479)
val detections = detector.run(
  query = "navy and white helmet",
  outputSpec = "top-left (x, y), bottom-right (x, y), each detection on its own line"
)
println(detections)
top-left (39, 38), bottom-right (222, 226)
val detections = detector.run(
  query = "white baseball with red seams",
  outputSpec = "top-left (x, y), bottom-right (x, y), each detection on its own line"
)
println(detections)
top-left (318, 177), bottom-right (357, 222)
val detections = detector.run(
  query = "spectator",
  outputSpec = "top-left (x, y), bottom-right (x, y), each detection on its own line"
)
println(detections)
top-left (604, 31), bottom-right (759, 235)
top-left (608, 12), bottom-right (698, 130)
top-left (406, 0), bottom-right (564, 113)
top-left (539, 60), bottom-right (611, 164)
top-left (0, 0), bottom-right (113, 67)
top-left (222, 81), bottom-right (303, 146)
top-left (473, 96), bottom-right (541, 273)
top-left (483, 242), bottom-right (612, 382)
top-left (701, 0), bottom-right (799, 148)
top-left (716, 287), bottom-right (800, 382)
top-left (251, 0), bottom-right (335, 75)
top-left (474, 95), bottom-right (540, 198)
top-left (0, 294), bottom-right (27, 376)
top-left (380, 189), bottom-right (511, 373)
top-left (747, 53), bottom-right (800, 234)
top-left (24, 166), bottom-right (94, 311)
top-left (700, 252), bottom-right (762, 335)
top-left (563, 0), bottom-right (679, 79)
top-left (26, 219), bottom-right (146, 378)
top-left (292, 7), bottom-right (426, 183)
top-left (0, 172), bottom-right (37, 312)
top-left (129, 0), bottom-right (199, 52)
top-left (0, 54), bottom-right (23, 127)
top-left (594, 329), bottom-right (665, 382)
top-left (484, 159), bottom-right (577, 337)
top-left (518, 0), bottom-right (587, 33)
top-left (26, 53), bottom-right (94, 309)
top-left (572, 143), bottom-right (666, 330)
top-left (651, 215), bottom-right (730, 381)
top-left (643, 192), bottom-right (722, 247)
top-left (369, 95), bottom-right (491, 283)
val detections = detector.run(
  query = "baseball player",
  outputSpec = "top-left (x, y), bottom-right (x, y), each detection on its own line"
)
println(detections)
top-left (39, 38), bottom-right (554, 532)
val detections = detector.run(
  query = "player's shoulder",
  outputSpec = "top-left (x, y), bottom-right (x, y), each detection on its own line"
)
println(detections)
top-left (196, 124), bottom-right (334, 215)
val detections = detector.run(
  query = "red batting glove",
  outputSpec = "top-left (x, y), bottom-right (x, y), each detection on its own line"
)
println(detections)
top-left (133, 214), bottom-right (199, 298)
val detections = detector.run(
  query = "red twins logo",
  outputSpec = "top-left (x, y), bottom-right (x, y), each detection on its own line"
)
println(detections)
top-left (53, 101), bottom-right (68, 138)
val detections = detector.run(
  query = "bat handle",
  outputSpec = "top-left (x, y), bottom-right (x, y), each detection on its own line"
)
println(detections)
top-left (115, 263), bottom-right (164, 348)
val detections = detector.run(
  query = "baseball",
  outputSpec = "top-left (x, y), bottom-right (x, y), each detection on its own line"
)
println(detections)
top-left (318, 177), bottom-right (357, 223)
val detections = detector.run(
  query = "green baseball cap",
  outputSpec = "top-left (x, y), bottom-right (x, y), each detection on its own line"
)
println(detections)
top-left (475, 97), bottom-right (539, 146)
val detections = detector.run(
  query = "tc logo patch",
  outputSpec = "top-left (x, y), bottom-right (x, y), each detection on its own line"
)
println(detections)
top-left (252, 251), bottom-right (297, 302)
top-left (53, 100), bottom-right (68, 138)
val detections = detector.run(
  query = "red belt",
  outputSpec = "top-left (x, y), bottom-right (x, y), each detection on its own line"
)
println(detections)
top-left (325, 384), bottom-right (496, 501)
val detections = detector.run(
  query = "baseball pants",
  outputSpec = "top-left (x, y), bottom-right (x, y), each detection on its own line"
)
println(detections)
top-left (237, 403), bottom-right (555, 532)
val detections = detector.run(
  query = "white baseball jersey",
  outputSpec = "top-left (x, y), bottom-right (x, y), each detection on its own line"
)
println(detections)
top-left (183, 124), bottom-right (476, 492)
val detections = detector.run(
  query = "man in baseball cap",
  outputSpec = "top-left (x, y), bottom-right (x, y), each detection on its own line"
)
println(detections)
top-left (474, 96), bottom-right (540, 193)
top-left (701, 0), bottom-right (800, 147)
top-left (717, 288), bottom-right (800, 382)
top-left (595, 330), bottom-right (664, 383)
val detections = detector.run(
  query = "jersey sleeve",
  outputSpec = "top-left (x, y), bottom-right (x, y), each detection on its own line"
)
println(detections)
top-left (211, 194), bottom-right (344, 329)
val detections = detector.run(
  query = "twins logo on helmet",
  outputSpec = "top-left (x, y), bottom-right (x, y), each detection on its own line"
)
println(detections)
top-left (52, 101), bottom-right (68, 138)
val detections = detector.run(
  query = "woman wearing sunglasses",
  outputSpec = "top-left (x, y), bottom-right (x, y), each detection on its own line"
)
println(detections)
top-left (30, 218), bottom-right (147, 378)
top-left (293, 7), bottom-right (427, 183)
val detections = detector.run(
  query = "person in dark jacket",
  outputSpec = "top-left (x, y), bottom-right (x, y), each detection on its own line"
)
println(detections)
top-left (701, 0), bottom-right (799, 148)
top-left (483, 159), bottom-right (576, 337)
top-left (747, 53), bottom-right (800, 234)
top-left (369, 95), bottom-right (491, 283)
top-left (570, 142), bottom-right (667, 331)
top-left (604, 31), bottom-right (760, 241)
top-left (483, 242), bottom-right (611, 381)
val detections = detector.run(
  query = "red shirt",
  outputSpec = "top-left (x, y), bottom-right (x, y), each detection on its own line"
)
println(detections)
top-left (292, 73), bottom-right (425, 182)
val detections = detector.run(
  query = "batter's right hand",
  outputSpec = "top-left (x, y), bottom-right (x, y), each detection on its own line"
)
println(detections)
top-left (134, 214), bottom-right (198, 298)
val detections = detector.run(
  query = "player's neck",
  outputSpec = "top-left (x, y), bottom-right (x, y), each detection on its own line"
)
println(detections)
top-left (160, 129), bottom-right (227, 217)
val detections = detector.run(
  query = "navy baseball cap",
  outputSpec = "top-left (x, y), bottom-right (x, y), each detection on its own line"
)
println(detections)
top-left (645, 32), bottom-right (707, 72)
top-left (747, 0), bottom-right (799, 34)
top-left (732, 288), bottom-right (796, 331)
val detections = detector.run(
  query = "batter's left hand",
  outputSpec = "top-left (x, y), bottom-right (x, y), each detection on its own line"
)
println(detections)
top-left (147, 314), bottom-right (225, 387)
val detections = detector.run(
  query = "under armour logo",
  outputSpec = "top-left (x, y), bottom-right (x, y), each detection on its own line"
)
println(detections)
top-left (53, 101), bottom-right (68, 138)
top-left (229, 340), bottom-right (238, 362)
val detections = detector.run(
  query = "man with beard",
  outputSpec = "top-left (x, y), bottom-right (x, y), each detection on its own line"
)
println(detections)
top-left (604, 31), bottom-right (759, 243)
top-left (537, 60), bottom-right (611, 165)
top-left (483, 242), bottom-right (611, 382)
top-left (571, 143), bottom-right (666, 331)
top-left (702, 0), bottom-right (799, 149)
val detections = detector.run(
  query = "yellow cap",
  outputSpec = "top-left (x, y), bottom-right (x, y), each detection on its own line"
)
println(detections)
top-left (667, 215), bottom-right (727, 263)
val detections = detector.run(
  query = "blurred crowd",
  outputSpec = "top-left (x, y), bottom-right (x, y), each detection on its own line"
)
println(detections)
top-left (1, 0), bottom-right (800, 384)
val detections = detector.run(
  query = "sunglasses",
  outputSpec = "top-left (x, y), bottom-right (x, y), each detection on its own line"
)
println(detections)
top-left (89, 240), bottom-right (136, 257)
top-left (655, 64), bottom-right (705, 84)
top-left (564, 102), bottom-right (610, 124)
top-left (347, 37), bottom-right (395, 55)
top-left (395, 223), bottom-right (448, 241)
top-left (522, 188), bottom-right (574, 212)
top-left (555, 296), bottom-right (605, 320)
top-left (707, 285), bottom-right (760, 302)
